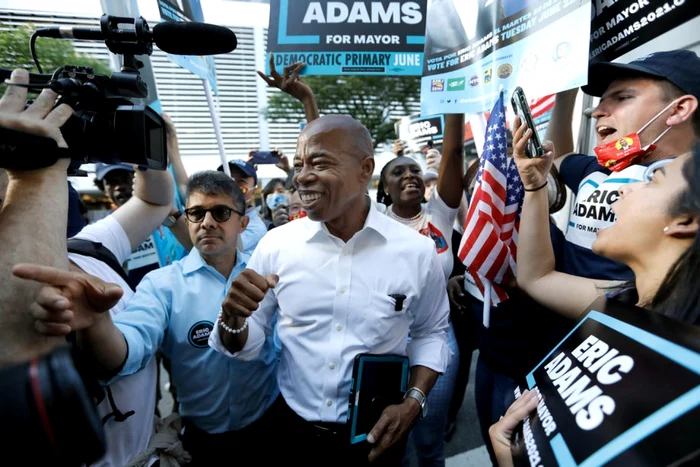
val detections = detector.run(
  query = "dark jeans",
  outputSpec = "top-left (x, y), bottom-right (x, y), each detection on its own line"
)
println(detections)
top-left (181, 413), bottom-right (270, 467)
top-left (265, 396), bottom-right (407, 467)
top-left (475, 356), bottom-right (517, 465)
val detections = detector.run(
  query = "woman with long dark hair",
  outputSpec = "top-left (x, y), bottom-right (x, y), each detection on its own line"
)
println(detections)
top-left (487, 126), bottom-right (700, 466)
top-left (375, 115), bottom-right (466, 467)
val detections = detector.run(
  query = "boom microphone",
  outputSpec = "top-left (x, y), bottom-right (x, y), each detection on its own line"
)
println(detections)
top-left (33, 21), bottom-right (237, 56)
top-left (152, 22), bottom-right (237, 55)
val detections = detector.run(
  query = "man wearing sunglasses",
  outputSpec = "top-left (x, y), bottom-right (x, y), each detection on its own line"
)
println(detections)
top-left (218, 158), bottom-right (268, 256)
top-left (24, 170), bottom-right (280, 466)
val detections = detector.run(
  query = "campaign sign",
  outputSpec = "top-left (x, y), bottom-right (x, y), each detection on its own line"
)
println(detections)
top-left (395, 114), bottom-right (444, 153)
top-left (511, 297), bottom-right (700, 466)
top-left (420, 0), bottom-right (590, 115)
top-left (267, 0), bottom-right (427, 75)
top-left (157, 0), bottom-right (218, 93)
top-left (590, 0), bottom-right (700, 62)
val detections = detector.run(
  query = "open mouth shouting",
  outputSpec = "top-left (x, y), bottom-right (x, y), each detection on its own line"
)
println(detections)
top-left (596, 124), bottom-right (618, 143)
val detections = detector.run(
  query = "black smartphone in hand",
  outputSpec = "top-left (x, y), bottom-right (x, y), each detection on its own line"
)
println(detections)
top-left (511, 87), bottom-right (544, 158)
top-left (250, 150), bottom-right (280, 165)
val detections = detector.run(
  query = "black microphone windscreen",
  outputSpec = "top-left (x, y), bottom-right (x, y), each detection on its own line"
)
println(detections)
top-left (153, 21), bottom-right (237, 56)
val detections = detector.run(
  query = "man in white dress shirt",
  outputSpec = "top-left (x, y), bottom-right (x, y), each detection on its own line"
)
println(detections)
top-left (209, 115), bottom-right (451, 466)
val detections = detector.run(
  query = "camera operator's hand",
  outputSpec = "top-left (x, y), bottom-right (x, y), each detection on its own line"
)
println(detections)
top-left (0, 69), bottom-right (73, 154)
top-left (512, 117), bottom-right (554, 190)
top-left (12, 263), bottom-right (123, 336)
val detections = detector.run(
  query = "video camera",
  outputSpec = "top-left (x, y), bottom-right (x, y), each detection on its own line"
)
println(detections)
top-left (0, 15), bottom-right (170, 172)
top-left (0, 14), bottom-right (237, 172)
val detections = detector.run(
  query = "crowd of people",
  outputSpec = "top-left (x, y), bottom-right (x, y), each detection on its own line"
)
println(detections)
top-left (0, 46), bottom-right (699, 467)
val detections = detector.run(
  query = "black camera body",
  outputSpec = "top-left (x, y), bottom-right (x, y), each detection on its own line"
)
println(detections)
top-left (0, 15), bottom-right (166, 171)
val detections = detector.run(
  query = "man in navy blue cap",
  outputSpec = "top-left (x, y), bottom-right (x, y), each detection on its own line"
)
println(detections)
top-left (218, 159), bottom-right (267, 255)
top-left (552, 49), bottom-right (700, 282)
top-left (94, 163), bottom-right (136, 208)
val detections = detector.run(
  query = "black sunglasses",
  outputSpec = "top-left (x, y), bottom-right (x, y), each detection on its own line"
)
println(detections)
top-left (184, 205), bottom-right (244, 223)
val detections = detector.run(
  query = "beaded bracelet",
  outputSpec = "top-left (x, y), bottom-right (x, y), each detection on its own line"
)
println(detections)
top-left (217, 309), bottom-right (248, 334)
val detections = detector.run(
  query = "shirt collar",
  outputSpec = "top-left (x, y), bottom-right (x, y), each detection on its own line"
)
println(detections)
top-left (182, 247), bottom-right (248, 277)
top-left (303, 196), bottom-right (391, 243)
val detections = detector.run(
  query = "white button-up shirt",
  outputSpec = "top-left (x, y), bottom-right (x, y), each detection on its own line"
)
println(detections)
top-left (210, 202), bottom-right (451, 423)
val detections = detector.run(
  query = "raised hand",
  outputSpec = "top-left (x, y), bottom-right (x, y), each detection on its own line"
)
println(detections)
top-left (258, 53), bottom-right (314, 103)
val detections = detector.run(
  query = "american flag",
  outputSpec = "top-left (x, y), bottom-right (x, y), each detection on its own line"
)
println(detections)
top-left (531, 94), bottom-right (555, 119)
top-left (458, 91), bottom-right (524, 314)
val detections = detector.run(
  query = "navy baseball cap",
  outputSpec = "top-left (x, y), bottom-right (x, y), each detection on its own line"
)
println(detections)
top-left (94, 163), bottom-right (134, 181)
top-left (583, 50), bottom-right (700, 100)
top-left (217, 159), bottom-right (258, 185)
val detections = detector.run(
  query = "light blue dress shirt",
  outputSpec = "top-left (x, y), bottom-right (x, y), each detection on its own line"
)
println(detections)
top-left (115, 249), bottom-right (280, 433)
top-left (241, 207), bottom-right (267, 256)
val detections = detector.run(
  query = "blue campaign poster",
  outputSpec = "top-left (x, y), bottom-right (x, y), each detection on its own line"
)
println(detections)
top-left (267, 0), bottom-right (428, 76)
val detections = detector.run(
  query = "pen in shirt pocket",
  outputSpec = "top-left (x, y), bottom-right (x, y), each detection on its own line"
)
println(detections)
top-left (388, 294), bottom-right (407, 312)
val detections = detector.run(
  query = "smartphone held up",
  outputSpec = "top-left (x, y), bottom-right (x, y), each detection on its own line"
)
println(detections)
top-left (511, 87), bottom-right (544, 158)
top-left (250, 150), bottom-right (280, 165)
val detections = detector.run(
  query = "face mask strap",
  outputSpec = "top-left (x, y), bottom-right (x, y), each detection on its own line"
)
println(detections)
top-left (637, 98), bottom-right (679, 135)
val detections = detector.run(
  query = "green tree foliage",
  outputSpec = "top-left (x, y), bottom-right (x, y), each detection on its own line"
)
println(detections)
top-left (0, 24), bottom-right (110, 93)
top-left (266, 75), bottom-right (420, 148)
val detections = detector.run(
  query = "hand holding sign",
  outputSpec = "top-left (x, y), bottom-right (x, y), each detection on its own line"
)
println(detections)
top-left (488, 389), bottom-right (539, 467)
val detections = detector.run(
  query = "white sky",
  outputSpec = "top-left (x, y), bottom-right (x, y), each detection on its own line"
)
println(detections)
top-left (0, 0), bottom-right (270, 28)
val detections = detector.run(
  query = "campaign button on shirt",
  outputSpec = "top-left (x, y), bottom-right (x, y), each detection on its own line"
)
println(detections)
top-left (189, 321), bottom-right (214, 348)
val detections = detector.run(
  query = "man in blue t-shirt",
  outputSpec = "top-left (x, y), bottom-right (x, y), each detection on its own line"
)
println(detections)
top-left (469, 49), bottom-right (700, 462)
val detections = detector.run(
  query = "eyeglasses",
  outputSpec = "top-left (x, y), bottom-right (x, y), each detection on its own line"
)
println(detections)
top-left (238, 185), bottom-right (249, 195)
top-left (184, 205), bottom-right (244, 223)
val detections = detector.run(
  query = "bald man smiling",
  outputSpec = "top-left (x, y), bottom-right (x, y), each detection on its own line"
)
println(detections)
top-left (210, 115), bottom-right (452, 466)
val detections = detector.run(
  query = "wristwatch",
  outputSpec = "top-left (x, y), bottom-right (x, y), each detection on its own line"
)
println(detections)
top-left (162, 210), bottom-right (182, 227)
top-left (404, 387), bottom-right (428, 418)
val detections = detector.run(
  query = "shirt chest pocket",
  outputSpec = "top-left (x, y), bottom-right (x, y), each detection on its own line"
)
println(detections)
top-left (360, 291), bottom-right (412, 351)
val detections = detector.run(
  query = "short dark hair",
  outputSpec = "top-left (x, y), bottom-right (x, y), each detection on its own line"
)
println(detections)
top-left (186, 171), bottom-right (246, 214)
top-left (656, 79), bottom-right (700, 137)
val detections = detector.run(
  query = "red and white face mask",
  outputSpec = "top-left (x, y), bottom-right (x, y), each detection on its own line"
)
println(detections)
top-left (290, 210), bottom-right (307, 221)
top-left (594, 99), bottom-right (678, 172)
